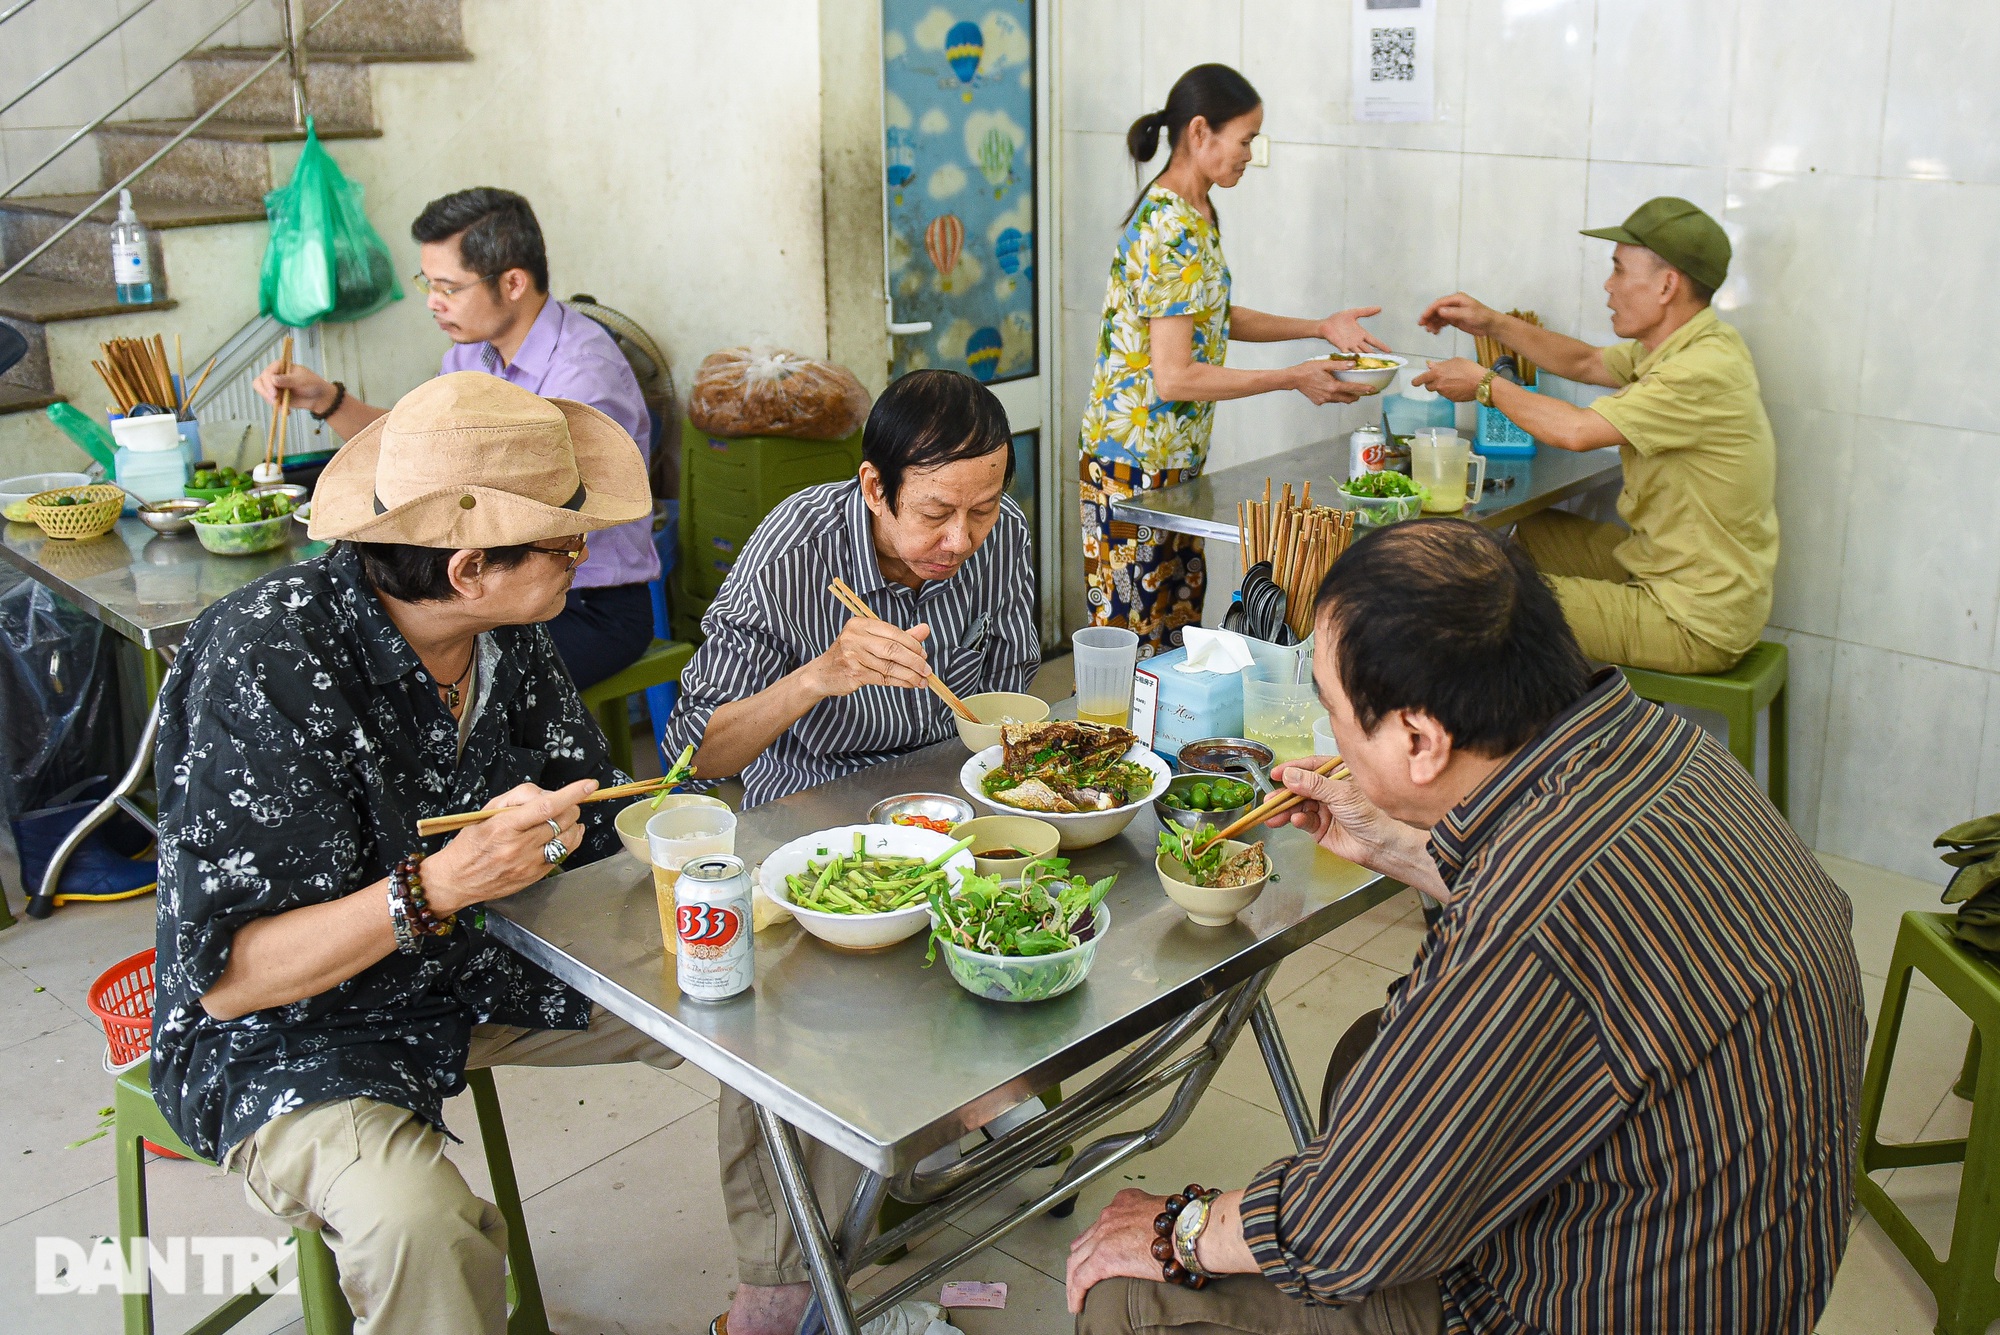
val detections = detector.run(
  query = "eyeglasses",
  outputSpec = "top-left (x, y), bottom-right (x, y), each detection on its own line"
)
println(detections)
top-left (527, 541), bottom-right (586, 574)
top-left (410, 271), bottom-right (497, 298)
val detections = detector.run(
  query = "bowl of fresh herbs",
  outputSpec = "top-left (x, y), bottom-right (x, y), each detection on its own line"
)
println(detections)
top-left (1337, 470), bottom-right (1426, 528)
top-left (926, 859), bottom-right (1115, 1002)
top-left (189, 488), bottom-right (299, 555)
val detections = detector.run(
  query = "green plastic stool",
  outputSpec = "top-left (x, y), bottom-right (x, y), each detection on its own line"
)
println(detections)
top-left (115, 1063), bottom-right (551, 1335)
top-left (1620, 640), bottom-right (1788, 820)
top-left (1855, 912), bottom-right (2000, 1335)
top-left (580, 638), bottom-right (695, 776)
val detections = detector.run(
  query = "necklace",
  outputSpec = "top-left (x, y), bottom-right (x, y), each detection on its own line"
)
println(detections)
top-left (433, 645), bottom-right (475, 714)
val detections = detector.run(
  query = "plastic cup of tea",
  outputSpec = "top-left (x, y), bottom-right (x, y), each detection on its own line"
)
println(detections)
top-left (1072, 626), bottom-right (1140, 727)
top-left (1312, 714), bottom-right (1340, 759)
top-left (647, 806), bottom-right (737, 954)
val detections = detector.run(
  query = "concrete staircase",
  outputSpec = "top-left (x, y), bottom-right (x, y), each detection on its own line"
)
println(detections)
top-left (0, 0), bottom-right (468, 429)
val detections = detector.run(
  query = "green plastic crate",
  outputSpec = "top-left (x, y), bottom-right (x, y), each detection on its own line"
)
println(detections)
top-left (677, 420), bottom-right (864, 598)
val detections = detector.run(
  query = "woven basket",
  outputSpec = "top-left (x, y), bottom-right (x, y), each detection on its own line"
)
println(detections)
top-left (26, 484), bottom-right (123, 540)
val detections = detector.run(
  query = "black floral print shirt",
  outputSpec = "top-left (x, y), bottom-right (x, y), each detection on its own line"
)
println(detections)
top-left (150, 544), bottom-right (622, 1161)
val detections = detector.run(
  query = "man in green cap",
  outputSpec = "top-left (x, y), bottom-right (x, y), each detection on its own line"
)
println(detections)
top-left (1413, 197), bottom-right (1777, 675)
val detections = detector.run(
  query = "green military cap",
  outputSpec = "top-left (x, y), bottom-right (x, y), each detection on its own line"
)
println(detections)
top-left (1581, 196), bottom-right (1731, 292)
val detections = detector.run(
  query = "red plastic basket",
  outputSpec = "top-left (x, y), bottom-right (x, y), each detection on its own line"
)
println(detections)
top-left (88, 948), bottom-right (156, 1067)
top-left (87, 948), bottom-right (183, 1159)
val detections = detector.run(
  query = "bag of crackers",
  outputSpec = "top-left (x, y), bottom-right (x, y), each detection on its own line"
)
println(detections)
top-left (688, 344), bottom-right (871, 440)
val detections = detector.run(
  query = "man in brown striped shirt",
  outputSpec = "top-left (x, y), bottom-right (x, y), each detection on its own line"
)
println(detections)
top-left (1068, 520), bottom-right (1866, 1334)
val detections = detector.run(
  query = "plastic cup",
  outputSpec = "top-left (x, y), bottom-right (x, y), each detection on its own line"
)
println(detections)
top-left (1312, 714), bottom-right (1340, 759)
top-left (1071, 626), bottom-right (1140, 727)
top-left (647, 806), bottom-right (736, 954)
top-left (1243, 664), bottom-right (1321, 762)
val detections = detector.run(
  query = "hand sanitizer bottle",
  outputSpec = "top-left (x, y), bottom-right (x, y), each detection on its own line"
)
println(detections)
top-left (112, 191), bottom-right (153, 304)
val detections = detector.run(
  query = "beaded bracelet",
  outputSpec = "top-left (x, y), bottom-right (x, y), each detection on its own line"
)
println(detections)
top-left (387, 852), bottom-right (453, 955)
top-left (1151, 1183), bottom-right (1216, 1288)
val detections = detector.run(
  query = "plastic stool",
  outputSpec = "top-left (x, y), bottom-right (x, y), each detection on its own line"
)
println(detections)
top-left (1855, 912), bottom-right (2000, 1335)
top-left (1620, 640), bottom-right (1788, 819)
top-left (580, 578), bottom-right (694, 775)
top-left (115, 1063), bottom-right (550, 1335)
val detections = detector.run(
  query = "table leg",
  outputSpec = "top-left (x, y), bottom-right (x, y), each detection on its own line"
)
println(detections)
top-left (753, 1103), bottom-right (863, 1335)
top-left (26, 686), bottom-right (162, 920)
top-left (1251, 993), bottom-right (1316, 1149)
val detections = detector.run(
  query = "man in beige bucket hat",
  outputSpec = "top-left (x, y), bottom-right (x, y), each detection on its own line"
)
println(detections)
top-left (149, 374), bottom-right (726, 1331)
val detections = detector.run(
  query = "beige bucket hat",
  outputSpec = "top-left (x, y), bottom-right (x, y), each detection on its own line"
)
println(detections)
top-left (309, 371), bottom-right (650, 547)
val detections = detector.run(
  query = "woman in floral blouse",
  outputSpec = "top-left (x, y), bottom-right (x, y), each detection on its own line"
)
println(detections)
top-left (1080, 64), bottom-right (1387, 652)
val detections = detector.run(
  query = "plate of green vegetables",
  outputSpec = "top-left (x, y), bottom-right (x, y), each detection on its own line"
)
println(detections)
top-left (757, 824), bottom-right (977, 950)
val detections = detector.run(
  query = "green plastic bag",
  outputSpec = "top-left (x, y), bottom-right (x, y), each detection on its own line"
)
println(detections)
top-left (257, 118), bottom-right (402, 327)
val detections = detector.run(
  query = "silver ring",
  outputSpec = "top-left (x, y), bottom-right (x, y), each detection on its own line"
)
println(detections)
top-left (546, 817), bottom-right (562, 839)
top-left (542, 838), bottom-right (568, 866)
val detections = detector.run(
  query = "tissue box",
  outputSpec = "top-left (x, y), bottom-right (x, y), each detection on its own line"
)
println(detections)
top-left (1137, 645), bottom-right (1245, 761)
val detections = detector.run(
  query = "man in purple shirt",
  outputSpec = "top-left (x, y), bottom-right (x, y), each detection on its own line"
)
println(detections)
top-left (255, 188), bottom-right (660, 689)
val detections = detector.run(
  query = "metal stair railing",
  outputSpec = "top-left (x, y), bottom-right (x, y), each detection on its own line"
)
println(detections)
top-left (189, 314), bottom-right (328, 462)
top-left (0, 0), bottom-right (363, 293)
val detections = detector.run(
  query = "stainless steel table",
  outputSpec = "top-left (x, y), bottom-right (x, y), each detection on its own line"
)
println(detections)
top-left (487, 738), bottom-right (1400, 1335)
top-left (1112, 435), bottom-right (1622, 540)
top-left (0, 516), bottom-right (324, 917)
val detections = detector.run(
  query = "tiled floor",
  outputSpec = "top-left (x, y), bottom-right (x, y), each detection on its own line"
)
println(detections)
top-left (0, 846), bottom-right (1979, 1333)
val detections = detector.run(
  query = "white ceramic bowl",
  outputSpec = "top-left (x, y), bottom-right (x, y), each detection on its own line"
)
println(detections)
top-left (615, 793), bottom-right (731, 861)
top-left (1155, 841), bottom-right (1270, 926)
top-left (954, 691), bottom-right (1052, 752)
top-left (959, 744), bottom-right (1172, 850)
top-left (1326, 352), bottom-right (1407, 394)
top-left (757, 822), bottom-right (976, 950)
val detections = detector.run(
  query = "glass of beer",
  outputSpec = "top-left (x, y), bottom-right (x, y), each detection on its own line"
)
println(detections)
top-left (646, 806), bottom-right (737, 954)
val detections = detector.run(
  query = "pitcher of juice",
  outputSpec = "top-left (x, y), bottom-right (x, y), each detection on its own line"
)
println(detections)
top-left (1411, 430), bottom-right (1486, 513)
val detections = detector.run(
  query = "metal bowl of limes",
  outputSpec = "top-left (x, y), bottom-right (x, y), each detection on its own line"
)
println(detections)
top-left (1152, 772), bottom-right (1260, 837)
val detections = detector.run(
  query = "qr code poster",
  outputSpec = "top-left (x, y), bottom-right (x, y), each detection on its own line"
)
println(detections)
top-left (1353, 0), bottom-right (1435, 123)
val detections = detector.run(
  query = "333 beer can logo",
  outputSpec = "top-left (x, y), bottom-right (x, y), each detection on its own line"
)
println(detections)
top-left (677, 904), bottom-right (742, 950)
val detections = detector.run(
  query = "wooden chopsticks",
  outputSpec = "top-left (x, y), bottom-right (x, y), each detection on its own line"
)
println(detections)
top-left (826, 577), bottom-right (982, 722)
top-left (415, 774), bottom-right (686, 837)
top-left (1212, 754), bottom-right (1350, 843)
top-left (264, 334), bottom-right (295, 469)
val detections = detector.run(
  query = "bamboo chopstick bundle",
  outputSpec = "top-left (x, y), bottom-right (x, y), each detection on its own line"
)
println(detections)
top-left (1239, 480), bottom-right (1360, 637)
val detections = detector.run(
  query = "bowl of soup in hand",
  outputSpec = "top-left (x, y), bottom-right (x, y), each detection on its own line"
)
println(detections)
top-left (954, 691), bottom-right (1051, 752)
top-left (1324, 352), bottom-right (1406, 394)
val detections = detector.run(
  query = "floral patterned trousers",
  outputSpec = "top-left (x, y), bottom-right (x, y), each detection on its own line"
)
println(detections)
top-left (1080, 454), bottom-right (1206, 656)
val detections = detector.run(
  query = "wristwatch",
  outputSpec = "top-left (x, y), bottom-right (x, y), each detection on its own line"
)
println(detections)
top-left (1171, 1189), bottom-right (1222, 1276)
top-left (1475, 369), bottom-right (1499, 407)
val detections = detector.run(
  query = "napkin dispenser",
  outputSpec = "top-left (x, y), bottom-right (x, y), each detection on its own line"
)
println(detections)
top-left (1137, 630), bottom-right (1251, 760)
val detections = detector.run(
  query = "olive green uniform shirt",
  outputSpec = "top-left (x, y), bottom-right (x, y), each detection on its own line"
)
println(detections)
top-left (1591, 306), bottom-right (1779, 658)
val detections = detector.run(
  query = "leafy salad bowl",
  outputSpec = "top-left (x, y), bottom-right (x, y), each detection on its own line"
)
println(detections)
top-left (959, 744), bottom-right (1172, 850)
top-left (934, 902), bottom-right (1108, 1003)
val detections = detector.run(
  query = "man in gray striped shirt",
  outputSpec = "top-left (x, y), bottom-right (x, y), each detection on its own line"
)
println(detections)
top-left (665, 369), bottom-right (1040, 1335)
top-left (666, 369), bottom-right (1039, 812)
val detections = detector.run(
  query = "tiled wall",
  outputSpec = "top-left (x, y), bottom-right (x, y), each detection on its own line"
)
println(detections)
top-left (0, 0), bottom-right (277, 197)
top-left (1058, 0), bottom-right (2000, 882)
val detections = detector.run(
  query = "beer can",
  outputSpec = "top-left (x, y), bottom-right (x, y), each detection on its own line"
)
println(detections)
top-left (1349, 426), bottom-right (1386, 477)
top-left (675, 854), bottom-right (754, 1001)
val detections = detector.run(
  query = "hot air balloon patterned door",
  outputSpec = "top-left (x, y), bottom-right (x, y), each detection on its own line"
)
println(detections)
top-left (881, 0), bottom-right (1053, 632)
